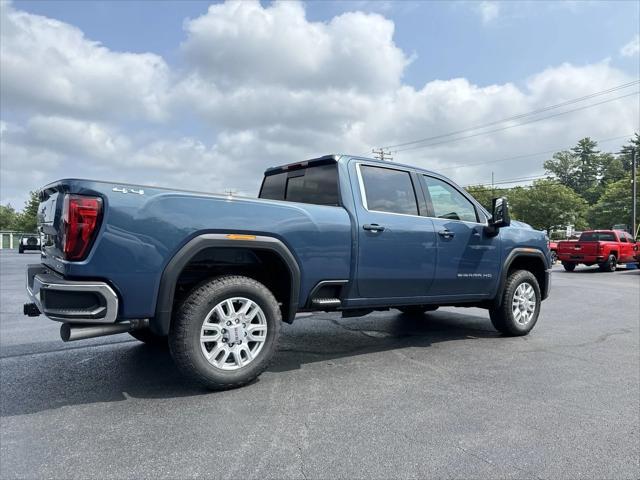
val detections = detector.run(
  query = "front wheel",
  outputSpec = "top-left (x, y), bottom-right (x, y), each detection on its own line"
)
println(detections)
top-left (169, 275), bottom-right (281, 390)
top-left (562, 261), bottom-right (576, 272)
top-left (550, 251), bottom-right (557, 264)
top-left (598, 254), bottom-right (617, 272)
top-left (489, 270), bottom-right (541, 336)
top-left (18, 245), bottom-right (24, 254)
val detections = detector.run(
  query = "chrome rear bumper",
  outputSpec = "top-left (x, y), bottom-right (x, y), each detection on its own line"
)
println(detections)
top-left (26, 264), bottom-right (119, 323)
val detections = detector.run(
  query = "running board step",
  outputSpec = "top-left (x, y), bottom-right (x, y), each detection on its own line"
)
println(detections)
top-left (311, 298), bottom-right (341, 308)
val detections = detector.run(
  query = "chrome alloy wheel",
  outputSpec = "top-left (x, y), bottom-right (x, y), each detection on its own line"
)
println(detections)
top-left (200, 297), bottom-right (268, 370)
top-left (511, 282), bottom-right (536, 325)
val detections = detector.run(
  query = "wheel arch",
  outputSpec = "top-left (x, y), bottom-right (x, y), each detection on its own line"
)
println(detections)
top-left (152, 234), bottom-right (300, 335)
top-left (495, 248), bottom-right (550, 306)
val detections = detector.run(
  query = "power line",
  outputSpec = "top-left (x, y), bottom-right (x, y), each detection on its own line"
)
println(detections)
top-left (464, 173), bottom-right (551, 188)
top-left (378, 80), bottom-right (639, 151)
top-left (394, 91), bottom-right (639, 153)
top-left (436, 133), bottom-right (635, 171)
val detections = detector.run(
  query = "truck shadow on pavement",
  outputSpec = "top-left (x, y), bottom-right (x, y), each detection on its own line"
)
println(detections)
top-left (1, 311), bottom-right (498, 417)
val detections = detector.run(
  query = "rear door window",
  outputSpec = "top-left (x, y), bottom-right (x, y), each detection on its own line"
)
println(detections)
top-left (259, 163), bottom-right (339, 206)
top-left (359, 165), bottom-right (419, 215)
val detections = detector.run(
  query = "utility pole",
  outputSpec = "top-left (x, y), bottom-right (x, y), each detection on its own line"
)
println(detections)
top-left (632, 148), bottom-right (637, 238)
top-left (372, 148), bottom-right (393, 162)
top-left (491, 171), bottom-right (495, 198)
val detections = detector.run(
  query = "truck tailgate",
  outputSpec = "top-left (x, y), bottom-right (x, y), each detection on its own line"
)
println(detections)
top-left (558, 241), bottom-right (599, 258)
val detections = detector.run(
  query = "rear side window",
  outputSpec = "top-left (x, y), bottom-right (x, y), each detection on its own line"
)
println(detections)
top-left (579, 232), bottom-right (616, 241)
top-left (422, 176), bottom-right (478, 223)
top-left (359, 165), bottom-right (418, 215)
top-left (259, 163), bottom-right (339, 206)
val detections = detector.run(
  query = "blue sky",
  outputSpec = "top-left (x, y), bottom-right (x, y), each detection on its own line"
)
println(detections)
top-left (14, 0), bottom-right (640, 86)
top-left (2, 0), bottom-right (639, 206)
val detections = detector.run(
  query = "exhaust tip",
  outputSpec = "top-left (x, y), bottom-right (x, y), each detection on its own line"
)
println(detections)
top-left (60, 323), bottom-right (72, 342)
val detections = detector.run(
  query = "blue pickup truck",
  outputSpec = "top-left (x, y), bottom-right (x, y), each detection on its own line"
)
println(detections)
top-left (25, 154), bottom-right (551, 389)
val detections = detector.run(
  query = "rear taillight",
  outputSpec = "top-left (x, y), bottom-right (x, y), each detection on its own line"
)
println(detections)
top-left (62, 194), bottom-right (102, 261)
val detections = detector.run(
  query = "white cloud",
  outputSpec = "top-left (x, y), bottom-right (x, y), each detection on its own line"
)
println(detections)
top-left (0, 1), bottom-right (170, 121)
top-left (181, 0), bottom-right (408, 93)
top-left (620, 34), bottom-right (639, 57)
top-left (477, 1), bottom-right (500, 24)
top-left (0, 0), bottom-right (638, 209)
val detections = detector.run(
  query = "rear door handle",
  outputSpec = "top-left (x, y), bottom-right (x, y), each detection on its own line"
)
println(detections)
top-left (438, 229), bottom-right (455, 239)
top-left (363, 224), bottom-right (385, 232)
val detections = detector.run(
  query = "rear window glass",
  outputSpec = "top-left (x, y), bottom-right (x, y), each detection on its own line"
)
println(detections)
top-left (259, 163), bottom-right (339, 206)
top-left (579, 232), bottom-right (616, 241)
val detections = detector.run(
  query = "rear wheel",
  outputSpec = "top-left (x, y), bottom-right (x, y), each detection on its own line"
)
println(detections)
top-left (562, 261), bottom-right (576, 272)
top-left (550, 250), bottom-right (557, 264)
top-left (398, 305), bottom-right (438, 316)
top-left (169, 275), bottom-right (281, 390)
top-left (489, 270), bottom-right (541, 336)
top-left (598, 254), bottom-right (617, 272)
top-left (18, 245), bottom-right (24, 254)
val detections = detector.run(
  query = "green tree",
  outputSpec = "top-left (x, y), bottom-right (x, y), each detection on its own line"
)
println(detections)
top-left (544, 137), bottom-right (615, 204)
top-left (508, 179), bottom-right (588, 233)
top-left (599, 154), bottom-right (626, 186)
top-left (464, 185), bottom-right (495, 211)
top-left (571, 137), bottom-right (601, 193)
top-left (0, 204), bottom-right (18, 230)
top-left (587, 175), bottom-right (639, 230)
top-left (12, 191), bottom-right (40, 232)
top-left (543, 150), bottom-right (580, 191)
top-left (618, 133), bottom-right (639, 173)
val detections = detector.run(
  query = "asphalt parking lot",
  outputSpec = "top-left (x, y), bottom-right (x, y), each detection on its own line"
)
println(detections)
top-left (1, 250), bottom-right (638, 479)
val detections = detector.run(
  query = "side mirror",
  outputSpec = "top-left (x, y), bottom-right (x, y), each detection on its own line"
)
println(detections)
top-left (491, 197), bottom-right (511, 228)
top-left (485, 197), bottom-right (510, 236)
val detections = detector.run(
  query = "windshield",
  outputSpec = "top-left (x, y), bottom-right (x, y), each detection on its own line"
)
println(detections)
top-left (579, 232), bottom-right (616, 242)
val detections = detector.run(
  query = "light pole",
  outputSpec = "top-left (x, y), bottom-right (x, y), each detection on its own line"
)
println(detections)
top-left (632, 148), bottom-right (637, 238)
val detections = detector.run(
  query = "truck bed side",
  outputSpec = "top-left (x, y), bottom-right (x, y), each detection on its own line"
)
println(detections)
top-left (39, 179), bottom-right (352, 319)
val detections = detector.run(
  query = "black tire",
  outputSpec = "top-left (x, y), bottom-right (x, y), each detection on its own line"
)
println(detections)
top-left (598, 254), bottom-right (617, 272)
top-left (129, 328), bottom-right (168, 346)
top-left (18, 245), bottom-right (24, 254)
top-left (489, 270), bottom-right (541, 336)
top-left (550, 251), bottom-right (557, 264)
top-left (169, 275), bottom-right (281, 390)
top-left (398, 305), bottom-right (438, 315)
top-left (562, 261), bottom-right (576, 272)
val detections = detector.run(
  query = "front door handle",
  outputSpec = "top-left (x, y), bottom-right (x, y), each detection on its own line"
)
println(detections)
top-left (438, 229), bottom-right (455, 239)
top-left (363, 224), bottom-right (385, 232)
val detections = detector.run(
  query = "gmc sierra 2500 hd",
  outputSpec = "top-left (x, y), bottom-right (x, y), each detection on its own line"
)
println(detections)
top-left (25, 154), bottom-right (551, 389)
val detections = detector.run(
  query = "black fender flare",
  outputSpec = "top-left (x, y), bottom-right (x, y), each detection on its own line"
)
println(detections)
top-left (152, 234), bottom-right (301, 335)
top-left (494, 248), bottom-right (551, 306)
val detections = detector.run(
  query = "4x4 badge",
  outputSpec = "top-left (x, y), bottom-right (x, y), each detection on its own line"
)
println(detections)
top-left (112, 187), bottom-right (144, 195)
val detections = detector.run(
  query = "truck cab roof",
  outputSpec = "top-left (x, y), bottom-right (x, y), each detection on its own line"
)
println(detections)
top-left (264, 154), bottom-right (442, 179)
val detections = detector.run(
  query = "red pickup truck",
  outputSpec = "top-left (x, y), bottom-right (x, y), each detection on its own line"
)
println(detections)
top-left (557, 230), bottom-right (638, 272)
